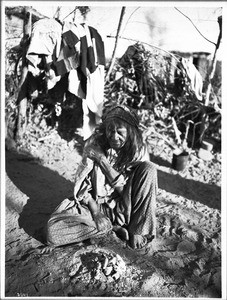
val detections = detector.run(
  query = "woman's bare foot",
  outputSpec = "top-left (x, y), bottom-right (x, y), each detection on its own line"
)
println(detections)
top-left (113, 226), bottom-right (129, 241)
top-left (129, 234), bottom-right (147, 249)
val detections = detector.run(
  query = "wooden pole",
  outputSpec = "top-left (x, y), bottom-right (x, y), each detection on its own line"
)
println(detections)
top-left (204, 16), bottom-right (222, 106)
top-left (15, 8), bottom-right (32, 141)
top-left (199, 15), bottom-right (222, 144)
top-left (105, 7), bottom-right (126, 82)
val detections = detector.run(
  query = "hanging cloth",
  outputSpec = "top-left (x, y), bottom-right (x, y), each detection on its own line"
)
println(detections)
top-left (53, 22), bottom-right (82, 76)
top-left (181, 58), bottom-right (203, 101)
top-left (26, 18), bottom-right (62, 76)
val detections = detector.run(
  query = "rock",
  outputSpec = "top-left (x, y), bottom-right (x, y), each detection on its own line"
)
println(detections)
top-left (201, 272), bottom-right (211, 288)
top-left (197, 258), bottom-right (206, 271)
top-left (104, 266), bottom-right (113, 276)
top-left (184, 278), bottom-right (196, 290)
top-left (177, 240), bottom-right (196, 254)
top-left (99, 282), bottom-right (107, 291)
top-left (193, 268), bottom-right (201, 277)
top-left (141, 273), bottom-right (163, 292)
top-left (201, 286), bottom-right (221, 298)
top-left (185, 229), bottom-right (200, 241)
top-left (69, 262), bottom-right (81, 277)
top-left (167, 257), bottom-right (185, 269)
top-left (102, 256), bottom-right (109, 269)
top-left (112, 271), bottom-right (120, 281)
top-left (212, 268), bottom-right (221, 292)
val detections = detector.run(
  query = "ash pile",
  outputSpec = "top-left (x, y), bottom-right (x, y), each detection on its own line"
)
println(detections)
top-left (68, 248), bottom-right (127, 284)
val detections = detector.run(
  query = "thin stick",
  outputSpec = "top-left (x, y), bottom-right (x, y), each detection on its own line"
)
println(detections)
top-left (105, 7), bottom-right (126, 81)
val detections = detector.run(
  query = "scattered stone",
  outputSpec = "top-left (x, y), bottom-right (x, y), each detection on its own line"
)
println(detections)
top-left (69, 249), bottom-right (126, 285)
top-left (212, 268), bottom-right (221, 292)
top-left (141, 273), bottom-right (164, 292)
top-left (177, 240), bottom-right (196, 254)
top-left (201, 272), bottom-right (211, 288)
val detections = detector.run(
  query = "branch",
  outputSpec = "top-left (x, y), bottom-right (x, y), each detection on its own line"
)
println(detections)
top-left (174, 7), bottom-right (216, 46)
top-left (121, 7), bottom-right (140, 36)
top-left (105, 7), bottom-right (126, 81)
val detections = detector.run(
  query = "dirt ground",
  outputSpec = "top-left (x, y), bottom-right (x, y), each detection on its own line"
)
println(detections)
top-left (4, 121), bottom-right (222, 298)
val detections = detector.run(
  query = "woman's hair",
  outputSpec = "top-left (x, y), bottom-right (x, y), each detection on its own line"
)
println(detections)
top-left (94, 105), bottom-right (144, 171)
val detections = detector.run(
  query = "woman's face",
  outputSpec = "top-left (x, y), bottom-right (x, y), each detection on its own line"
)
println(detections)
top-left (105, 121), bottom-right (128, 150)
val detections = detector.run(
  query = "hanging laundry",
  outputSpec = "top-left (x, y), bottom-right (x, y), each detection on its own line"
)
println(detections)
top-left (81, 25), bottom-right (105, 138)
top-left (46, 69), bottom-right (61, 90)
top-left (53, 22), bottom-right (82, 76)
top-left (89, 26), bottom-right (105, 66)
top-left (86, 64), bottom-right (105, 118)
top-left (74, 23), bottom-right (105, 97)
top-left (26, 19), bottom-right (106, 140)
top-left (68, 69), bottom-right (85, 100)
top-left (55, 21), bottom-right (105, 134)
top-left (78, 24), bottom-right (105, 139)
top-left (26, 18), bottom-right (62, 76)
top-left (52, 22), bottom-right (105, 97)
top-left (181, 58), bottom-right (203, 101)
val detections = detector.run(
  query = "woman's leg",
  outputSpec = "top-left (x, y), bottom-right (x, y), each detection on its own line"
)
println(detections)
top-left (46, 199), bottom-right (111, 247)
top-left (127, 161), bottom-right (158, 248)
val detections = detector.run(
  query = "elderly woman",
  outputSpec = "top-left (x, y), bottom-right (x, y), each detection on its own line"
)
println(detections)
top-left (46, 105), bottom-right (158, 249)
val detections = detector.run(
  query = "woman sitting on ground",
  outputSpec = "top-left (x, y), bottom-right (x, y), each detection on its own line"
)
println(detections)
top-left (46, 104), bottom-right (158, 249)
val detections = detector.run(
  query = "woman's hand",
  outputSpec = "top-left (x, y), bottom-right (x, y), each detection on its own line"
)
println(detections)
top-left (84, 144), bottom-right (106, 164)
top-left (87, 197), bottom-right (112, 232)
top-left (93, 212), bottom-right (112, 232)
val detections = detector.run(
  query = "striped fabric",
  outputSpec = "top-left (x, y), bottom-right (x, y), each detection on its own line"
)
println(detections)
top-left (46, 159), bottom-right (157, 247)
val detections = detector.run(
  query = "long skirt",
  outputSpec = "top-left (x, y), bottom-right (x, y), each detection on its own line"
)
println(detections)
top-left (46, 161), bottom-right (157, 246)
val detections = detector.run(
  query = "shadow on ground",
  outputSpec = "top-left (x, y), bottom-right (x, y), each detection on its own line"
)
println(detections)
top-left (158, 169), bottom-right (221, 210)
top-left (149, 153), bottom-right (221, 210)
top-left (5, 148), bottom-right (220, 245)
top-left (5, 150), bottom-right (221, 298)
top-left (6, 150), bottom-right (74, 243)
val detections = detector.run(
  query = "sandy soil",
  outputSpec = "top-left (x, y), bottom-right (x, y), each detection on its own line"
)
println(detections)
top-left (4, 124), bottom-right (222, 298)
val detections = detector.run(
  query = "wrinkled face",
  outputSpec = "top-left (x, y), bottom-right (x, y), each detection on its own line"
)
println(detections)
top-left (105, 120), bottom-right (128, 150)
